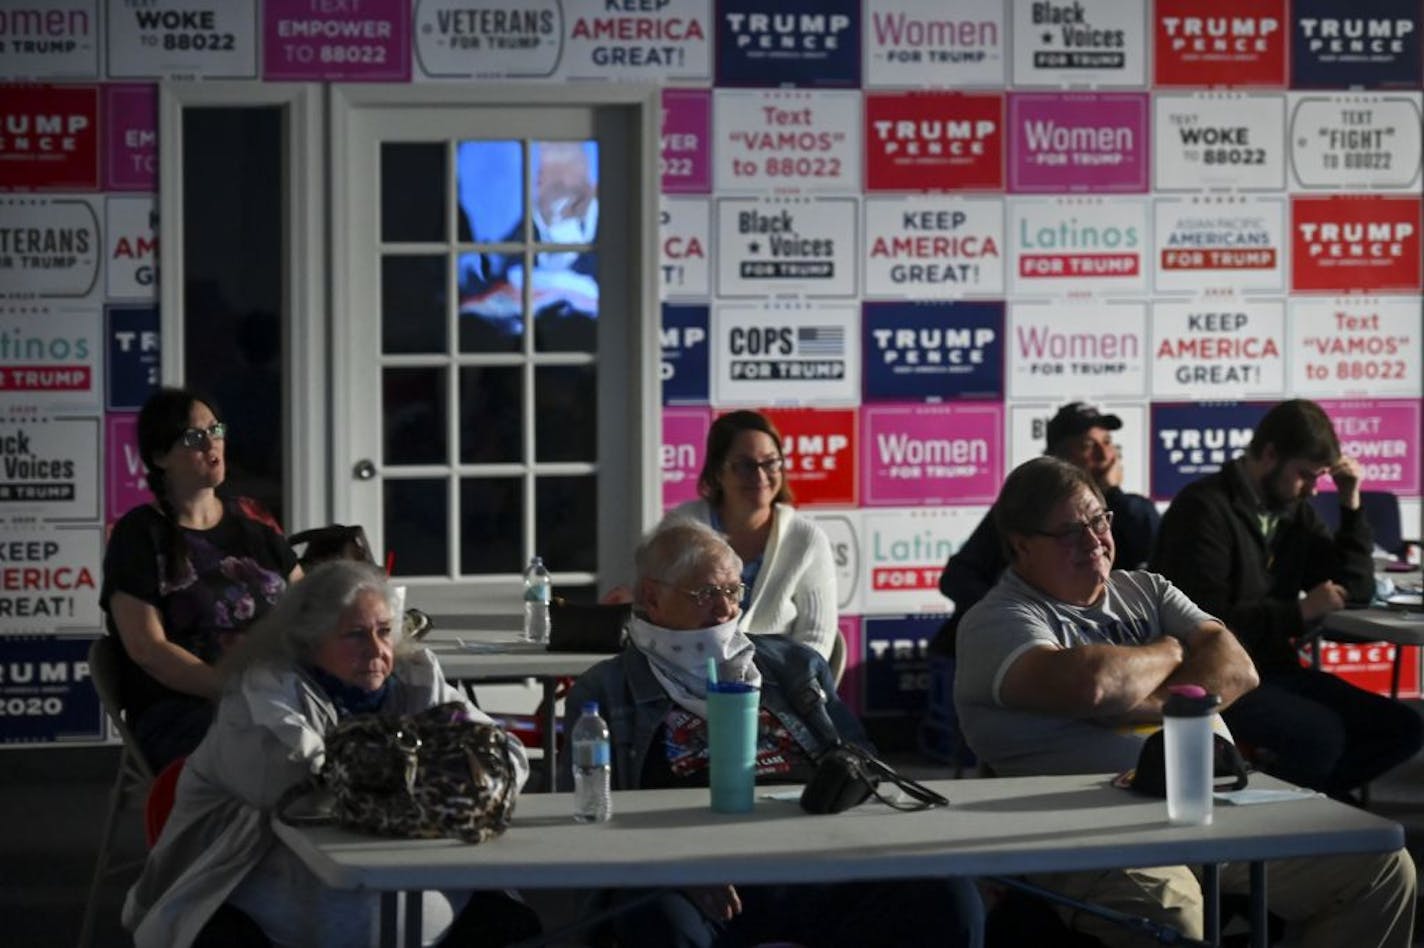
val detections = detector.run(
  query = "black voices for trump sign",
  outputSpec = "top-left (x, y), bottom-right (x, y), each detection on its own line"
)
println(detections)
top-left (715, 197), bottom-right (857, 298)
top-left (0, 414), bottom-right (99, 521)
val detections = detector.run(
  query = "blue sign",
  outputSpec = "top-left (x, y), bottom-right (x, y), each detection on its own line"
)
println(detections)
top-left (715, 0), bottom-right (861, 87)
top-left (1150, 402), bottom-right (1271, 500)
top-left (0, 636), bottom-right (104, 744)
top-left (861, 615), bottom-right (939, 717)
top-left (661, 304), bottom-right (710, 405)
top-left (1291, 0), bottom-right (1422, 89)
top-left (105, 304), bottom-right (160, 411)
top-left (862, 301), bottom-right (1003, 403)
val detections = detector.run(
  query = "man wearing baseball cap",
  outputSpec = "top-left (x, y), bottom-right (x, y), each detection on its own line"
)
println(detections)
top-left (931, 402), bottom-right (1160, 656)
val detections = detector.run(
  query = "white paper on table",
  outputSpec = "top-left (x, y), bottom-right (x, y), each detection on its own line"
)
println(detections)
top-left (1214, 788), bottom-right (1322, 806)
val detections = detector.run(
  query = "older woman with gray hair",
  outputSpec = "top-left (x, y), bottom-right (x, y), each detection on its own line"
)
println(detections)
top-left (123, 560), bottom-right (538, 948)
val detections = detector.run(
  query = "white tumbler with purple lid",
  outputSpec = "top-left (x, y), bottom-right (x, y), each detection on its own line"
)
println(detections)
top-left (1162, 684), bottom-right (1220, 826)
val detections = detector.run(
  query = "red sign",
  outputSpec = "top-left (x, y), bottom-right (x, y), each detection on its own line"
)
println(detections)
top-left (864, 92), bottom-right (1003, 192)
top-left (1317, 642), bottom-right (1421, 700)
top-left (0, 85), bottom-right (100, 191)
top-left (1154, 0), bottom-right (1287, 87)
top-left (759, 407), bottom-right (857, 508)
top-left (1291, 196), bottom-right (1422, 292)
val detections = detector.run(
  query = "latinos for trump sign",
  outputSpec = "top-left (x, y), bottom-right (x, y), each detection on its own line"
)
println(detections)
top-left (1150, 299), bottom-right (1285, 400)
top-left (713, 302), bottom-right (859, 406)
top-left (859, 403), bottom-right (1002, 507)
top-left (1150, 401), bottom-right (1267, 499)
top-left (1291, 0), bottom-right (1422, 90)
top-left (1008, 196), bottom-right (1148, 296)
top-left (0, 301), bottom-right (101, 411)
top-left (1008, 300), bottom-right (1147, 399)
top-left (862, 0), bottom-right (1005, 89)
top-left (1291, 195), bottom-right (1422, 293)
top-left (1289, 297), bottom-right (1422, 399)
top-left (862, 300), bottom-right (1003, 402)
top-left (863, 196), bottom-right (1003, 298)
top-left (714, 90), bottom-right (861, 194)
top-left (860, 507), bottom-right (979, 615)
top-left (1153, 93), bottom-right (1286, 191)
top-left (864, 91), bottom-right (1003, 192)
top-left (1154, 0), bottom-right (1286, 87)
top-left (1289, 95), bottom-right (1424, 191)
top-left (1007, 93), bottom-right (1149, 193)
top-left (1154, 195), bottom-right (1286, 295)
top-left (761, 407), bottom-right (857, 507)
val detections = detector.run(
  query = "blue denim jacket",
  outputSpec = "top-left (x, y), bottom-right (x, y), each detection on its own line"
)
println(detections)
top-left (563, 635), bottom-right (870, 791)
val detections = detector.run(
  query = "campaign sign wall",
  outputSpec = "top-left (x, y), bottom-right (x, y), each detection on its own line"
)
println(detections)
top-left (1154, 196), bottom-right (1286, 294)
top-left (862, 614), bottom-right (940, 716)
top-left (660, 198), bottom-right (709, 299)
top-left (861, 506), bottom-right (980, 615)
top-left (1289, 96), bottom-right (1424, 191)
top-left (863, 92), bottom-right (1003, 192)
top-left (1318, 400), bottom-right (1421, 496)
top-left (1008, 402), bottom-right (1149, 496)
top-left (1010, 0), bottom-right (1146, 87)
top-left (0, 0), bottom-right (100, 79)
top-left (660, 304), bottom-right (709, 405)
top-left (715, 197), bottom-right (857, 297)
top-left (0, 196), bottom-right (100, 299)
top-left (1153, 94), bottom-right (1285, 191)
top-left (1319, 640), bottom-right (1421, 701)
top-left (262, 0), bottom-right (410, 81)
top-left (660, 407), bottom-right (710, 510)
top-left (760, 407), bottom-right (856, 507)
top-left (1289, 297), bottom-right (1421, 399)
top-left (1150, 401), bottom-right (1268, 500)
top-left (0, 302), bottom-right (100, 410)
top-left (661, 89), bottom-right (711, 194)
top-left (1007, 93), bottom-right (1148, 193)
top-left (714, 0), bottom-right (860, 89)
top-left (104, 196), bottom-right (157, 301)
top-left (863, 0), bottom-right (1005, 89)
top-left (1154, 0), bottom-right (1286, 87)
top-left (807, 510), bottom-right (862, 614)
top-left (863, 196), bottom-right (1003, 298)
top-left (862, 301), bottom-right (1003, 402)
top-left (0, 523), bottom-right (102, 634)
top-left (1151, 299), bottom-right (1285, 400)
top-left (104, 411), bottom-right (148, 525)
top-left (562, 0), bottom-right (710, 83)
top-left (0, 84), bottom-right (98, 190)
top-left (105, 304), bottom-right (160, 411)
top-left (713, 302), bottom-right (859, 405)
top-left (0, 414), bottom-right (99, 522)
top-left (1008, 197), bottom-right (1148, 296)
top-left (102, 84), bottom-right (156, 191)
top-left (1291, 0), bottom-right (1423, 90)
top-left (107, 0), bottom-right (258, 79)
top-left (1291, 196), bottom-right (1423, 293)
top-left (714, 90), bottom-right (860, 193)
top-left (1008, 300), bottom-right (1147, 399)
top-left (0, 636), bottom-right (103, 743)
top-left (412, 0), bottom-right (562, 79)
top-left (860, 402), bottom-right (1002, 507)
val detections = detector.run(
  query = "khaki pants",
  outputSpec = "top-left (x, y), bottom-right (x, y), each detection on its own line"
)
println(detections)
top-left (1027, 848), bottom-right (1416, 948)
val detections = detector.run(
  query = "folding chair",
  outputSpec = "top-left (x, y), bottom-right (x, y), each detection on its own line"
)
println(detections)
top-left (79, 636), bottom-right (155, 948)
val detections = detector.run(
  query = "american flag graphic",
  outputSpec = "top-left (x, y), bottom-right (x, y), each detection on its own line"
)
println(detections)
top-left (798, 326), bottom-right (844, 355)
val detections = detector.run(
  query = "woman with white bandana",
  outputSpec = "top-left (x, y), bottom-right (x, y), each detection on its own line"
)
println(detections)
top-left (565, 520), bottom-right (984, 948)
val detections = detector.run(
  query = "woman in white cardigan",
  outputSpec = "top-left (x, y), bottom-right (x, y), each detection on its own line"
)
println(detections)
top-left (665, 410), bottom-right (839, 660)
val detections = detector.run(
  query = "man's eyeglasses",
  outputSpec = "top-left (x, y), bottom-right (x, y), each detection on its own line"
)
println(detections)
top-left (1034, 510), bottom-right (1114, 545)
top-left (657, 579), bottom-right (747, 607)
top-left (178, 422), bottom-right (226, 451)
top-left (725, 457), bottom-right (783, 480)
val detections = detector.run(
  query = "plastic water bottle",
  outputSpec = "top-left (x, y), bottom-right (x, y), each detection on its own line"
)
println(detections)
top-left (571, 701), bottom-right (613, 823)
top-left (1162, 685), bottom-right (1220, 827)
top-left (522, 555), bottom-right (551, 644)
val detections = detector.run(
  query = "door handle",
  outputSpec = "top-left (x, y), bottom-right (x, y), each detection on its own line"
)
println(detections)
top-left (352, 459), bottom-right (377, 481)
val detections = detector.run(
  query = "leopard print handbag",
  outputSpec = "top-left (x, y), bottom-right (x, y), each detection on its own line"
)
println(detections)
top-left (316, 702), bottom-right (518, 844)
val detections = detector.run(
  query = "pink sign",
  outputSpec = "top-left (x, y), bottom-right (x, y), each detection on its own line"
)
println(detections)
top-left (1008, 93), bottom-right (1149, 193)
top-left (661, 89), bottom-right (711, 194)
top-left (263, 0), bottom-right (410, 81)
top-left (661, 407), bottom-right (711, 510)
top-left (1318, 399), bottom-right (1421, 496)
top-left (103, 85), bottom-right (156, 191)
top-left (837, 615), bottom-right (863, 714)
top-left (105, 412), bottom-right (150, 526)
top-left (860, 403), bottom-right (1003, 506)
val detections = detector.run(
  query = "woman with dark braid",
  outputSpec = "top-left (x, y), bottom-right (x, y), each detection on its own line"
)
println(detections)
top-left (100, 388), bottom-right (302, 770)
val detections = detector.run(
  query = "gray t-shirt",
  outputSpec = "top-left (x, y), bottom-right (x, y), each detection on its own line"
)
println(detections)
top-left (954, 569), bottom-right (1215, 776)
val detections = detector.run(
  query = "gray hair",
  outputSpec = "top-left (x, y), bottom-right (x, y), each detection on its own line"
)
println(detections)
top-left (633, 519), bottom-right (743, 603)
top-left (220, 560), bottom-right (406, 680)
top-left (993, 457), bottom-right (1105, 562)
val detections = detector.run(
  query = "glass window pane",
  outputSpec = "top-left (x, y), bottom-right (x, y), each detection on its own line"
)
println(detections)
top-left (536, 476), bottom-right (597, 574)
top-left (381, 143), bottom-right (446, 243)
top-left (535, 366), bottom-right (596, 463)
top-left (459, 367), bottom-right (522, 464)
top-left (456, 140), bottom-right (523, 245)
top-left (533, 249), bottom-right (597, 353)
top-left (532, 140), bottom-right (598, 245)
top-left (381, 255), bottom-right (447, 354)
top-left (384, 478), bottom-right (448, 576)
top-left (383, 367), bottom-right (447, 465)
top-left (460, 477), bottom-right (524, 574)
top-left (457, 251), bottom-right (523, 352)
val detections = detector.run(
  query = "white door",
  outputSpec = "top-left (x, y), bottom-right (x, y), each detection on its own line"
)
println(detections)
top-left (331, 86), bottom-right (661, 613)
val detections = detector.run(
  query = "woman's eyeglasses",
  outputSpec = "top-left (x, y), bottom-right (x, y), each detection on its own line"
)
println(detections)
top-left (178, 422), bottom-right (227, 450)
top-left (1034, 510), bottom-right (1114, 546)
top-left (725, 457), bottom-right (783, 480)
top-left (657, 580), bottom-right (747, 607)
